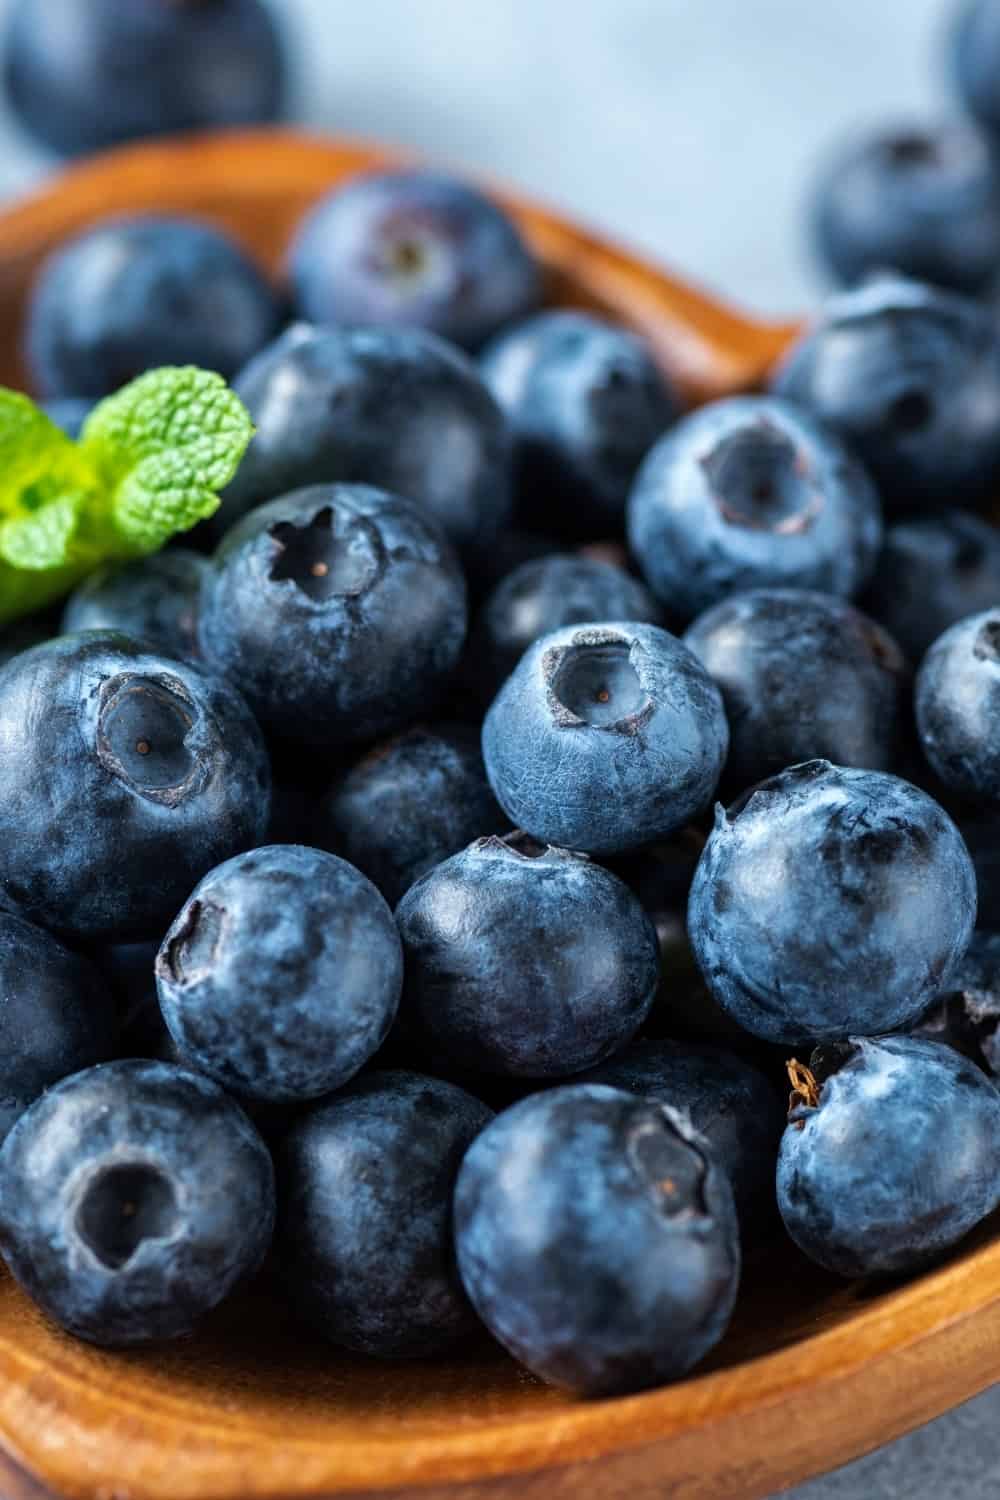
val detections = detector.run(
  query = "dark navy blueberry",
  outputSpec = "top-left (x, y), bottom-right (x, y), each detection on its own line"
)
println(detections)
top-left (466, 553), bottom-right (662, 708)
top-left (288, 169), bottom-right (541, 350)
top-left (684, 589), bottom-right (909, 793)
top-left (688, 761), bottom-right (977, 1044)
top-left (864, 512), bottom-right (1000, 664)
top-left (463, 527), bottom-right (560, 604)
top-left (276, 1071), bottom-right (492, 1358)
top-left (97, 940), bottom-right (180, 1064)
top-left (480, 310), bottom-right (678, 535)
top-left (454, 1084), bottom-right (740, 1395)
top-left (916, 609), bottom-right (1000, 801)
top-left (3, 0), bottom-right (285, 157)
top-left (913, 930), bottom-right (1000, 1075)
top-left (0, 1059), bottom-right (274, 1345)
top-left (156, 845), bottom-right (402, 1103)
top-left (62, 550), bottom-right (208, 660)
top-left (0, 914), bottom-right (117, 1142)
top-left (395, 833), bottom-right (659, 1077)
top-left (214, 324), bottom-right (513, 556)
top-left (27, 215), bottom-right (282, 399)
top-left (953, 0), bottom-right (1000, 140)
top-left (42, 397), bottom-right (94, 439)
top-left (778, 1036), bottom-right (1000, 1276)
top-left (583, 1039), bottom-right (784, 1233)
top-left (811, 121), bottom-right (1000, 295)
top-left (772, 277), bottom-right (1000, 513)
top-left (317, 725), bottom-right (508, 907)
top-left (627, 395), bottom-right (882, 621)
top-left (199, 484), bottom-right (467, 748)
top-left (482, 621), bottom-right (728, 855)
top-left (0, 631), bottom-right (271, 941)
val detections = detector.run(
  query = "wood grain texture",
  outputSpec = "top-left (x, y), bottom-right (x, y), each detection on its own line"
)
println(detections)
top-left (0, 127), bottom-right (988, 1500)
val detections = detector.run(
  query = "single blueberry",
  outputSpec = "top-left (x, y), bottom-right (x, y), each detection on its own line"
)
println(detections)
top-left (0, 913), bottom-right (118, 1142)
top-left (3, 0), bottom-right (285, 157)
top-left (684, 588), bottom-right (909, 793)
top-left (317, 724), bottom-right (508, 907)
top-left (688, 761), bottom-right (977, 1044)
top-left (627, 395), bottom-right (882, 621)
top-left (156, 845), bottom-right (403, 1103)
top-left (480, 310), bottom-right (679, 535)
top-left (465, 553), bottom-right (662, 709)
top-left (454, 1084), bottom-right (740, 1395)
top-left (772, 276), bottom-right (1000, 513)
top-left (582, 1038), bottom-right (784, 1234)
top-left (811, 121), bottom-right (1000, 295)
top-left (395, 833), bottom-right (660, 1077)
top-left (213, 324), bottom-right (513, 557)
top-left (482, 621), bottom-right (729, 855)
top-left (276, 1071), bottom-right (493, 1358)
top-left (953, 0), bottom-right (1000, 140)
top-left (26, 215), bottom-right (282, 399)
top-left (0, 631), bottom-right (271, 941)
top-left (62, 550), bottom-right (209, 661)
top-left (0, 1059), bottom-right (275, 1345)
top-left (42, 396), bottom-right (94, 439)
top-left (777, 1036), bottom-right (1000, 1276)
top-left (863, 511), bottom-right (1000, 664)
top-left (199, 484), bottom-right (468, 748)
top-left (288, 169), bottom-right (541, 350)
top-left (916, 609), bottom-right (1000, 801)
top-left (912, 930), bottom-right (1000, 1075)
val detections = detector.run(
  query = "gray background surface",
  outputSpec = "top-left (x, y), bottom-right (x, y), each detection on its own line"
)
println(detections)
top-left (0, 0), bottom-right (995, 1494)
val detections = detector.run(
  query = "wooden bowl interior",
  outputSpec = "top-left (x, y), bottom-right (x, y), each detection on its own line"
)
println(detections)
top-left (0, 129), bottom-right (993, 1500)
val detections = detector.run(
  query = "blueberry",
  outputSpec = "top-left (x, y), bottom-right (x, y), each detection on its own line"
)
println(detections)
top-left (62, 550), bottom-right (209, 660)
top-left (811, 121), bottom-right (1000, 296)
top-left (454, 1084), bottom-right (740, 1395)
top-left (395, 833), bottom-right (659, 1077)
top-left (583, 1039), bottom-right (784, 1234)
top-left (684, 588), bottom-right (909, 793)
top-left (42, 396), bottom-right (94, 439)
top-left (156, 845), bottom-right (402, 1103)
top-left (213, 323), bottom-right (512, 557)
top-left (864, 512), bottom-right (1000, 664)
top-left (0, 631), bottom-right (271, 941)
top-left (480, 310), bottom-right (678, 535)
top-left (0, 1059), bottom-right (274, 1345)
top-left (626, 395), bottom-right (882, 621)
top-left (482, 621), bottom-right (728, 855)
top-left (953, 1), bottom-right (1000, 140)
top-left (913, 930), bottom-right (1000, 1074)
top-left (916, 609), bottom-right (1000, 801)
top-left (317, 724), bottom-right (508, 907)
top-left (0, 913), bottom-right (118, 1142)
top-left (199, 484), bottom-right (467, 749)
top-left (276, 1071), bottom-right (492, 1358)
top-left (465, 553), bottom-right (662, 709)
top-left (27, 215), bottom-right (282, 399)
top-left (688, 761), bottom-right (977, 1044)
top-left (772, 276), bottom-right (1000, 513)
top-left (3, 0), bottom-right (285, 157)
top-left (288, 169), bottom-right (541, 350)
top-left (778, 1036), bottom-right (1000, 1276)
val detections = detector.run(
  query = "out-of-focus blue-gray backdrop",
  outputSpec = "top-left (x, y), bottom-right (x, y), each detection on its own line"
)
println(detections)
top-left (0, 0), bottom-right (995, 1495)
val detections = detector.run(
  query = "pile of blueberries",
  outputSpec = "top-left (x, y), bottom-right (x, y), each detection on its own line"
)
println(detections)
top-left (8, 0), bottom-right (1000, 1405)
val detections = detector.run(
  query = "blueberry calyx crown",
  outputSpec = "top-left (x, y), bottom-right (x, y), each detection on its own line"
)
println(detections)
top-left (158, 897), bottom-right (226, 987)
top-left (787, 1041), bottom-right (860, 1127)
top-left (96, 672), bottom-right (206, 806)
top-left (542, 629), bottom-right (654, 733)
top-left (626, 1106), bottom-right (709, 1220)
top-left (267, 504), bottom-right (384, 603)
top-left (75, 1161), bottom-right (179, 1272)
top-left (700, 419), bottom-right (822, 535)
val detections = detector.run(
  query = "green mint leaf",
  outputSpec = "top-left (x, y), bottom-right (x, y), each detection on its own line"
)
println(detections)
top-left (81, 366), bottom-right (254, 552)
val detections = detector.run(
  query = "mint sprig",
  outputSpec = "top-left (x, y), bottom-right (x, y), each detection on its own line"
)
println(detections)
top-left (0, 368), bottom-right (253, 628)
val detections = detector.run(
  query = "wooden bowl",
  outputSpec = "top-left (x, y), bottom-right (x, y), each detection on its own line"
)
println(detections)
top-left (0, 129), bottom-right (994, 1500)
